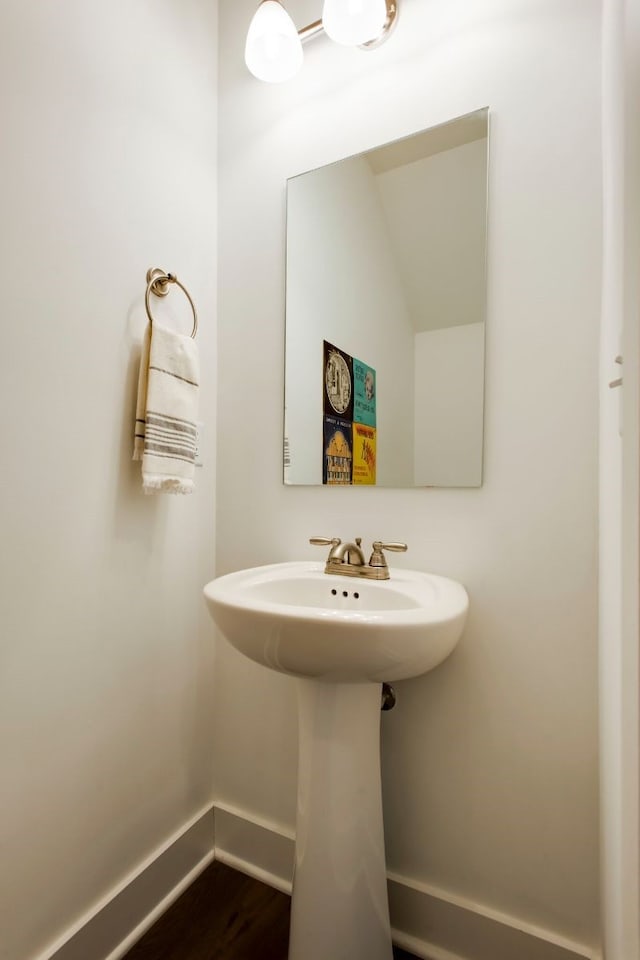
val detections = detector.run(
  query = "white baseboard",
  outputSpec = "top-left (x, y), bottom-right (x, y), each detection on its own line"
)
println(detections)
top-left (212, 801), bottom-right (601, 960)
top-left (213, 799), bottom-right (294, 893)
top-left (35, 801), bottom-right (600, 960)
top-left (386, 872), bottom-right (601, 960)
top-left (37, 805), bottom-right (215, 960)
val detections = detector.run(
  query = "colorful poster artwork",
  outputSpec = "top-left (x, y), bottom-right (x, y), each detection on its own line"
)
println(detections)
top-left (323, 341), bottom-right (354, 421)
top-left (352, 423), bottom-right (377, 485)
top-left (323, 416), bottom-right (352, 485)
top-left (353, 358), bottom-right (376, 427)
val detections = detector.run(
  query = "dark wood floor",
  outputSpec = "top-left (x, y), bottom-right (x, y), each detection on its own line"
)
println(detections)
top-left (123, 861), bottom-right (416, 960)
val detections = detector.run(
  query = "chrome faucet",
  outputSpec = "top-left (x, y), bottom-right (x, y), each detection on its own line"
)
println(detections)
top-left (310, 537), bottom-right (407, 580)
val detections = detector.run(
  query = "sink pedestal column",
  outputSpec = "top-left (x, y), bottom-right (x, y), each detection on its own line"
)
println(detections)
top-left (288, 679), bottom-right (393, 960)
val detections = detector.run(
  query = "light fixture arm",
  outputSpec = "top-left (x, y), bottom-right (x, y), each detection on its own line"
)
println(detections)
top-left (298, 19), bottom-right (324, 44)
top-left (296, 0), bottom-right (399, 49)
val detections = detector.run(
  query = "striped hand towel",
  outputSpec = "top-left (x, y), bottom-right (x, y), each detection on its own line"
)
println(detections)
top-left (133, 324), bottom-right (200, 494)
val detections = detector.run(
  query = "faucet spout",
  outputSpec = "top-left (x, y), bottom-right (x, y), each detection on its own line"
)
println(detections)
top-left (329, 539), bottom-right (366, 566)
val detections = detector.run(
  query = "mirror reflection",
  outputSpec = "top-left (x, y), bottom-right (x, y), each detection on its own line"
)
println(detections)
top-left (284, 108), bottom-right (489, 488)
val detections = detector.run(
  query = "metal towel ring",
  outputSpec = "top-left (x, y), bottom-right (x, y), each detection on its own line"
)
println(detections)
top-left (145, 268), bottom-right (198, 339)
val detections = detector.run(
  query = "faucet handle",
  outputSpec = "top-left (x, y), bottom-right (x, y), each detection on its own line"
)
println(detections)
top-left (368, 540), bottom-right (408, 569)
top-left (310, 537), bottom-right (342, 560)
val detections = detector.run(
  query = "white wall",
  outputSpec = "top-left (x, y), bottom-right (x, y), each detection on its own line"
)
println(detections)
top-left (217, 0), bottom-right (601, 954)
top-left (414, 323), bottom-right (485, 486)
top-left (285, 155), bottom-right (414, 485)
top-left (376, 137), bottom-right (488, 332)
top-left (0, 3), bottom-right (217, 958)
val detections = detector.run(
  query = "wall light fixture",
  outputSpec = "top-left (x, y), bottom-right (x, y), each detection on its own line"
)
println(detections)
top-left (245, 0), bottom-right (399, 83)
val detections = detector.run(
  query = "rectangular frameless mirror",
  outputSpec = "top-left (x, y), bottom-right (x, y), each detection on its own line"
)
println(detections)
top-left (284, 107), bottom-right (489, 488)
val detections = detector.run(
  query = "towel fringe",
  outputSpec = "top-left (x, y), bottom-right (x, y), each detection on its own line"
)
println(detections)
top-left (142, 476), bottom-right (194, 495)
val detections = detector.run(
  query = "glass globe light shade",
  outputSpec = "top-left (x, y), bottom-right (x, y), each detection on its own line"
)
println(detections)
top-left (322, 0), bottom-right (388, 46)
top-left (245, 0), bottom-right (304, 83)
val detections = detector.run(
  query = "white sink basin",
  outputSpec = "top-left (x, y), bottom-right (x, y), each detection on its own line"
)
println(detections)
top-left (203, 560), bottom-right (468, 682)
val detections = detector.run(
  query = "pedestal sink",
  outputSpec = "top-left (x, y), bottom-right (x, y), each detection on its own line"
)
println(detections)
top-left (203, 560), bottom-right (468, 960)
